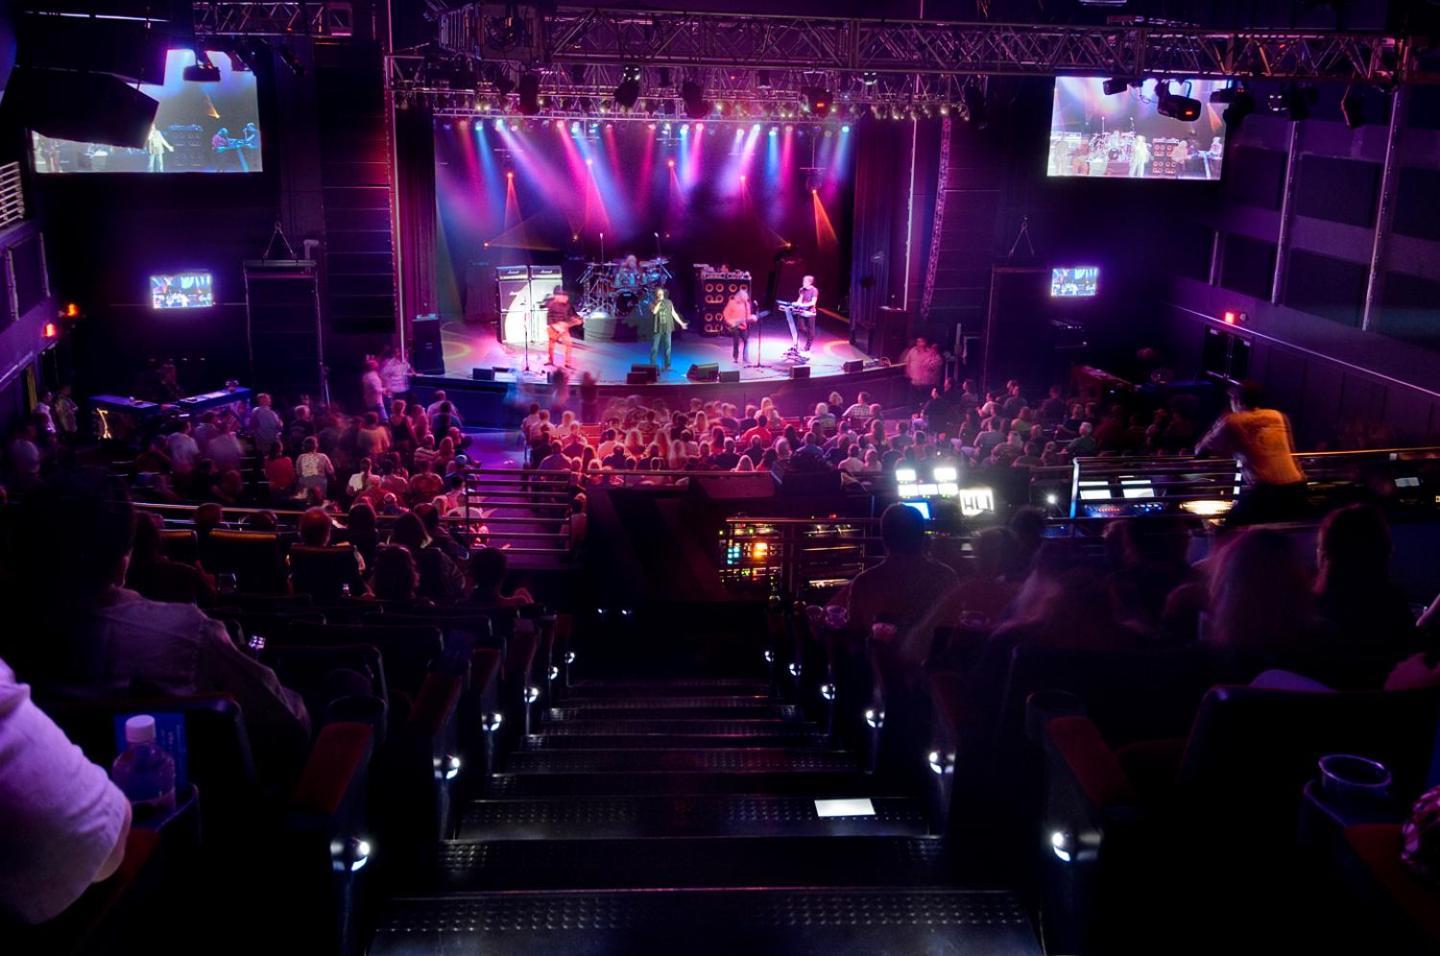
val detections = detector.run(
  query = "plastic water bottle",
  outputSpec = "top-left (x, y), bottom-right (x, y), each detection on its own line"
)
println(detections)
top-left (111, 715), bottom-right (176, 821)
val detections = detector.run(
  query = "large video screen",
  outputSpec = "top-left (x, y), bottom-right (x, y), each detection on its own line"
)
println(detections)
top-left (31, 49), bottom-right (262, 174)
top-left (1048, 77), bottom-right (1226, 181)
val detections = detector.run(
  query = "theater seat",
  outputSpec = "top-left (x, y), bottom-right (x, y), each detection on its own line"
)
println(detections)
top-left (202, 530), bottom-right (286, 593)
top-left (1039, 685), bottom-right (1440, 953)
top-left (1341, 824), bottom-right (1440, 952)
top-left (288, 545), bottom-right (364, 603)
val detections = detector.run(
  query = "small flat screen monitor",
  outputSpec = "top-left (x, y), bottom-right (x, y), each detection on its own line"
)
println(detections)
top-left (900, 500), bottom-right (932, 520)
top-left (1048, 76), bottom-right (1227, 181)
top-left (150, 272), bottom-right (214, 309)
top-left (1051, 267), bottom-right (1099, 298)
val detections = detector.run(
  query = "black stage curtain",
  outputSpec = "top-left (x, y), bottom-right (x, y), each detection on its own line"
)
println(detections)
top-left (394, 106), bottom-right (437, 334)
top-left (848, 120), bottom-right (942, 355)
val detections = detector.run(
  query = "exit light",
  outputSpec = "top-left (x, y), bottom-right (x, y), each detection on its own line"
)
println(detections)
top-left (1222, 310), bottom-right (1248, 325)
top-left (43, 322), bottom-right (59, 339)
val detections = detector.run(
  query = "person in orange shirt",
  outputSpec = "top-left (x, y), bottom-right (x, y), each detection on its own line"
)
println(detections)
top-left (1196, 381), bottom-right (1306, 525)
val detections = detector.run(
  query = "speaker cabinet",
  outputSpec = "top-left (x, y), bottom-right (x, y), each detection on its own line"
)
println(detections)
top-left (718, 369), bottom-right (741, 383)
top-left (412, 314), bottom-right (445, 374)
top-left (687, 363), bottom-right (720, 382)
top-left (789, 366), bottom-right (811, 380)
top-left (472, 368), bottom-right (495, 381)
top-left (875, 306), bottom-right (913, 362)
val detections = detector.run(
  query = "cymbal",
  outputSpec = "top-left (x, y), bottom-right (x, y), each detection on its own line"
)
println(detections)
top-left (640, 257), bottom-right (670, 266)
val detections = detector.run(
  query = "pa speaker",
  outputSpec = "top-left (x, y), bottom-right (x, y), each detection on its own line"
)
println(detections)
top-left (412, 314), bottom-right (445, 374)
top-left (842, 359), bottom-right (865, 374)
top-left (1, 67), bottom-right (157, 147)
top-left (718, 369), bottom-right (741, 383)
top-left (472, 368), bottom-right (495, 381)
top-left (789, 365), bottom-right (811, 380)
top-left (687, 363), bottom-right (720, 382)
top-left (626, 371), bottom-right (654, 385)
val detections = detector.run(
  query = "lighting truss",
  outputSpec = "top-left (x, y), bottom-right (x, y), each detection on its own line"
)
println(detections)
top-left (435, 5), bottom-right (1426, 86)
top-left (192, 1), bottom-right (354, 38)
top-left (388, 53), bottom-right (977, 119)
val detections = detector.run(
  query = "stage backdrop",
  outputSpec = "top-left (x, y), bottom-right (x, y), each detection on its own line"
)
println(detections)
top-left (431, 118), bottom-right (855, 327)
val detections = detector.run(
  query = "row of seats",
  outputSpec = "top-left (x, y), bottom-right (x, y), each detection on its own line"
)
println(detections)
top-left (786, 605), bottom-right (1440, 954)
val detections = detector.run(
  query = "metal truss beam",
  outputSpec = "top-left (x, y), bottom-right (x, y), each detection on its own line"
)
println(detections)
top-left (436, 5), bottom-right (1430, 85)
top-left (192, 1), bottom-right (353, 38)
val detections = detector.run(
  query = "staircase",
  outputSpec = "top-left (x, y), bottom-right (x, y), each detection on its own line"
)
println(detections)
top-left (370, 667), bottom-right (1042, 954)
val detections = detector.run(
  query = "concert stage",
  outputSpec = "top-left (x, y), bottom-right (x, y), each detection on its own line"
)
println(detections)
top-left (414, 313), bottom-right (911, 427)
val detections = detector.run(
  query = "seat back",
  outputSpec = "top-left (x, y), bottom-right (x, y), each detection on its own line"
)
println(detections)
top-left (289, 545), bottom-right (361, 603)
top-left (1178, 685), bottom-right (1440, 830)
top-left (161, 528), bottom-right (199, 565)
top-left (204, 530), bottom-right (286, 593)
top-left (46, 693), bottom-right (263, 835)
top-left (277, 622), bottom-right (443, 696)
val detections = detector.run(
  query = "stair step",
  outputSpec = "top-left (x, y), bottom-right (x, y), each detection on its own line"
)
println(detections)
top-left (537, 717), bottom-right (811, 735)
top-left (549, 700), bottom-right (798, 721)
top-left (487, 770), bottom-right (880, 798)
top-left (504, 748), bottom-right (858, 775)
top-left (420, 835), bottom-right (957, 891)
top-left (458, 794), bottom-right (929, 840)
top-left (525, 731), bottom-right (829, 750)
top-left (565, 678), bottom-right (771, 698)
top-left (371, 887), bottom-right (1038, 955)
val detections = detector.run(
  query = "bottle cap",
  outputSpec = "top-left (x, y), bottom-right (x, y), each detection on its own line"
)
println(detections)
top-left (125, 714), bottom-right (157, 745)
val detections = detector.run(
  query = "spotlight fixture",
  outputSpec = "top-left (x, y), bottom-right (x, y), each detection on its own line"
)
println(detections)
top-left (1271, 82), bottom-right (1317, 121)
top-left (184, 49), bottom-right (222, 82)
top-left (680, 79), bottom-right (708, 120)
top-left (1155, 81), bottom-right (1201, 122)
top-left (615, 65), bottom-right (642, 110)
top-left (861, 71), bottom-right (879, 87)
top-left (804, 87), bottom-right (831, 118)
top-left (518, 73), bottom-right (541, 115)
top-left (1341, 86), bottom-right (1365, 129)
top-left (1102, 77), bottom-right (1131, 96)
top-left (1211, 83), bottom-right (1255, 129)
top-left (961, 83), bottom-right (988, 128)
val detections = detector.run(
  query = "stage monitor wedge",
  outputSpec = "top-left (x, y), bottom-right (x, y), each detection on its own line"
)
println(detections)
top-left (687, 363), bottom-right (720, 382)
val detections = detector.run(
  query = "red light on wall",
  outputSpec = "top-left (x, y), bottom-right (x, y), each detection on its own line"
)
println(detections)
top-left (1222, 311), bottom-right (1237, 324)
top-left (43, 322), bottom-right (59, 339)
top-left (63, 302), bottom-right (80, 318)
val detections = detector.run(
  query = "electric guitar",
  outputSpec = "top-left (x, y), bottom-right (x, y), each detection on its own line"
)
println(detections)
top-left (722, 308), bottom-right (770, 330)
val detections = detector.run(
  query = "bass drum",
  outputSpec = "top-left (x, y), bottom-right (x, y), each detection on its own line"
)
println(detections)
top-left (615, 290), bottom-right (639, 317)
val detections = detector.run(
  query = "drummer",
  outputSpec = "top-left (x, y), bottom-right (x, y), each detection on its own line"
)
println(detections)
top-left (616, 254), bottom-right (642, 289)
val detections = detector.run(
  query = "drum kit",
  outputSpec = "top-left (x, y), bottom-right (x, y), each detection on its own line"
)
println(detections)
top-left (576, 256), bottom-right (673, 319)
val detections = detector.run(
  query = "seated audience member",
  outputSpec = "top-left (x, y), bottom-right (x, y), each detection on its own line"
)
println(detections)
top-left (992, 559), bottom-right (1140, 653)
top-left (1202, 527), bottom-right (1335, 679)
top-left (467, 548), bottom-right (535, 609)
top-left (414, 503), bottom-right (464, 562)
top-left (1104, 517), bottom-right (1196, 637)
top-left (5, 475), bottom-right (310, 783)
top-left (344, 502), bottom-right (380, 568)
top-left (290, 506), bottom-right (367, 601)
top-left (837, 503), bottom-right (958, 667)
top-left (126, 511), bottom-right (217, 607)
top-left (391, 511), bottom-right (464, 605)
top-left (0, 656), bottom-right (131, 925)
top-left (919, 526), bottom-right (1026, 635)
top-left (1313, 503), bottom-right (1417, 659)
top-left (369, 545), bottom-right (432, 608)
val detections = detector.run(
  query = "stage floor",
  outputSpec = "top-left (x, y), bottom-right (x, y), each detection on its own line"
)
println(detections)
top-left (438, 314), bottom-right (871, 386)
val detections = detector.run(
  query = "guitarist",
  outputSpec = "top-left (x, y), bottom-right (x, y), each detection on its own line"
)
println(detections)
top-left (721, 288), bottom-right (760, 365)
top-left (545, 286), bottom-right (582, 369)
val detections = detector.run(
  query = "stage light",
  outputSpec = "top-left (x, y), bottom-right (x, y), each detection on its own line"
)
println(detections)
top-left (570, 120), bottom-right (580, 132)
top-left (184, 50), bottom-right (222, 83)
top-left (1271, 82), bottom-right (1317, 121)
top-left (739, 174), bottom-right (747, 182)
top-left (862, 71), bottom-right (879, 87)
top-left (667, 158), bottom-right (675, 168)
top-left (615, 65), bottom-right (642, 109)
top-left (506, 170), bottom-right (514, 179)
top-left (681, 79), bottom-right (708, 120)
top-left (751, 122), bottom-right (761, 132)
top-left (784, 124), bottom-right (793, 133)
top-left (841, 125), bottom-right (850, 133)
top-left (961, 83), bottom-right (988, 128)
top-left (1155, 81), bottom-right (1201, 122)
top-left (768, 126), bottom-right (778, 135)
top-left (679, 124), bottom-right (689, 135)
top-left (805, 87), bottom-right (832, 118)
top-left (695, 122), bottom-right (704, 131)
top-left (648, 122), bottom-right (656, 130)
top-left (1211, 83), bottom-right (1256, 129)
top-left (586, 157), bottom-right (594, 167)
top-left (63, 302), bottom-right (80, 318)
top-left (1102, 77), bottom-right (1131, 96)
